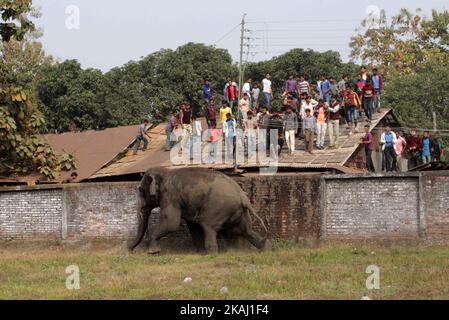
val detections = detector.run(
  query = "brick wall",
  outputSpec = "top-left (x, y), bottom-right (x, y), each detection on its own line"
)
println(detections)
top-left (0, 188), bottom-right (62, 240)
top-left (1, 172), bottom-right (449, 244)
top-left (235, 174), bottom-right (322, 241)
top-left (64, 182), bottom-right (139, 239)
top-left (423, 175), bottom-right (449, 238)
top-left (324, 177), bottom-right (420, 238)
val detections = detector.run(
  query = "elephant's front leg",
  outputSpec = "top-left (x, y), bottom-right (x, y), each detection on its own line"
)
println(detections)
top-left (200, 224), bottom-right (219, 254)
top-left (148, 204), bottom-right (181, 254)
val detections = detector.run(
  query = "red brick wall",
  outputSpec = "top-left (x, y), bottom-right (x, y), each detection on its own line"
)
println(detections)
top-left (235, 174), bottom-right (322, 241)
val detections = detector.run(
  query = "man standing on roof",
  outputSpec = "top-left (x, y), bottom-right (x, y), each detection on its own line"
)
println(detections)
top-left (180, 103), bottom-right (193, 157)
top-left (165, 111), bottom-right (178, 151)
top-left (133, 119), bottom-right (151, 155)
top-left (407, 129), bottom-right (422, 168)
top-left (202, 79), bottom-right (214, 104)
top-left (380, 125), bottom-right (397, 172)
top-left (262, 73), bottom-right (273, 108)
top-left (360, 125), bottom-right (375, 172)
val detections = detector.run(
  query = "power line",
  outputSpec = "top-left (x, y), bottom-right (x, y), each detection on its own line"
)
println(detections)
top-left (263, 36), bottom-right (351, 39)
top-left (251, 28), bottom-right (356, 32)
top-left (246, 19), bottom-right (361, 24)
top-left (213, 23), bottom-right (241, 45)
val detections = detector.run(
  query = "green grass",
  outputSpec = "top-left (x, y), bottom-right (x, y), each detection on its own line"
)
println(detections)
top-left (1, 243), bottom-right (449, 299)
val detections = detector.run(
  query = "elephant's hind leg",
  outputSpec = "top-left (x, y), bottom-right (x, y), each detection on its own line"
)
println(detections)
top-left (200, 224), bottom-right (219, 254)
top-left (234, 218), bottom-right (266, 250)
top-left (186, 221), bottom-right (205, 253)
top-left (148, 204), bottom-right (181, 254)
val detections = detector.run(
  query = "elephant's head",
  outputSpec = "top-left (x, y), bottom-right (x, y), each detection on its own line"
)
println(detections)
top-left (130, 167), bottom-right (167, 252)
top-left (139, 168), bottom-right (166, 211)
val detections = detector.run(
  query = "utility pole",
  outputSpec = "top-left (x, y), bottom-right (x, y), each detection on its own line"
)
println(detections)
top-left (238, 13), bottom-right (246, 104)
top-left (433, 111), bottom-right (437, 132)
top-left (234, 13), bottom-right (246, 172)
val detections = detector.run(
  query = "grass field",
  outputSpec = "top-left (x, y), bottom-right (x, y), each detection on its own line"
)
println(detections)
top-left (1, 242), bottom-right (449, 300)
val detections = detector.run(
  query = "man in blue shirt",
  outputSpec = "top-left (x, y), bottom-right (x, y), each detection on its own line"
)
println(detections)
top-left (422, 131), bottom-right (432, 164)
top-left (202, 79), bottom-right (214, 104)
top-left (320, 75), bottom-right (332, 104)
top-left (381, 126), bottom-right (397, 172)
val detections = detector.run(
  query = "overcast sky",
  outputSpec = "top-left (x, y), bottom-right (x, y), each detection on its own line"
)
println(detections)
top-left (33, 0), bottom-right (448, 72)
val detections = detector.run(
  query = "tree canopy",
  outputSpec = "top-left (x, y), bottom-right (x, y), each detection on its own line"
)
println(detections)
top-left (351, 8), bottom-right (449, 141)
top-left (0, 1), bottom-right (75, 180)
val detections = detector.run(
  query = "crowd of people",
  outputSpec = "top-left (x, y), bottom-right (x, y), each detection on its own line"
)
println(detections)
top-left (131, 66), bottom-right (444, 171)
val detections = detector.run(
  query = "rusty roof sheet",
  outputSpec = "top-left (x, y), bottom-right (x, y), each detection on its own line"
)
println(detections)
top-left (88, 109), bottom-right (394, 180)
top-left (45, 124), bottom-right (141, 182)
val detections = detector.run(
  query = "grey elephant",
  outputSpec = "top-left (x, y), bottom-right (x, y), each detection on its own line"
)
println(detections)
top-left (129, 167), bottom-right (268, 254)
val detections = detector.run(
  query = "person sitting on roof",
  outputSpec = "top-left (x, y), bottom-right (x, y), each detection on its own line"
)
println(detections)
top-left (64, 172), bottom-right (78, 184)
top-left (133, 119), bottom-right (151, 155)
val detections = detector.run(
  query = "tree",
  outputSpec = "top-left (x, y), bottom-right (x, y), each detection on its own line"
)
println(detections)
top-left (37, 43), bottom-right (238, 130)
top-left (37, 60), bottom-right (111, 132)
top-left (383, 53), bottom-right (449, 133)
top-left (0, 0), bottom-right (34, 42)
top-left (108, 43), bottom-right (238, 123)
top-left (349, 8), bottom-right (449, 77)
top-left (0, 1), bottom-right (75, 180)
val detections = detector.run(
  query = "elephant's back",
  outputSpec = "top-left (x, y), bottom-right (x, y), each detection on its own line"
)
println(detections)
top-left (170, 167), bottom-right (244, 199)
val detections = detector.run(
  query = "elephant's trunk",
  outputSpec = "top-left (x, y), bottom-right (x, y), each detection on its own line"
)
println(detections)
top-left (129, 193), bottom-right (151, 251)
top-left (129, 172), bottom-right (159, 251)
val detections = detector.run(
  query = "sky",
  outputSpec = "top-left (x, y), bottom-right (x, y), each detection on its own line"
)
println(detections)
top-left (32, 0), bottom-right (448, 72)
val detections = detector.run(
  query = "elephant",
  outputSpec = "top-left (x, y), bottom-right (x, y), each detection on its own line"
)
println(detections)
top-left (129, 167), bottom-right (268, 254)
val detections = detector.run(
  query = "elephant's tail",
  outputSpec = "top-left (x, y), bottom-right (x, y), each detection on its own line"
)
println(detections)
top-left (243, 198), bottom-right (268, 239)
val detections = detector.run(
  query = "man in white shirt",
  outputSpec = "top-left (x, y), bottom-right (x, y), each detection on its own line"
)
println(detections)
top-left (298, 75), bottom-right (310, 95)
top-left (300, 95), bottom-right (319, 119)
top-left (190, 115), bottom-right (203, 162)
top-left (262, 73), bottom-right (273, 108)
top-left (223, 113), bottom-right (237, 163)
top-left (380, 126), bottom-right (397, 172)
top-left (242, 78), bottom-right (252, 107)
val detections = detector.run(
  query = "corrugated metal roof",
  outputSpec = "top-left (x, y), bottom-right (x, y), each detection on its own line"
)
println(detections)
top-left (88, 109), bottom-right (394, 180)
top-left (45, 124), bottom-right (141, 182)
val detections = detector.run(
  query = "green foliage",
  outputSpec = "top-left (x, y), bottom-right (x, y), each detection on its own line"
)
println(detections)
top-left (0, 0), bottom-right (34, 42)
top-left (37, 43), bottom-right (238, 130)
top-left (350, 8), bottom-right (449, 77)
top-left (383, 54), bottom-right (449, 133)
top-left (37, 60), bottom-right (110, 132)
top-left (0, 2), bottom-right (75, 180)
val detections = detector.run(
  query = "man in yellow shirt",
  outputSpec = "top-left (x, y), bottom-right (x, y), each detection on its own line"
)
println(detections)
top-left (219, 102), bottom-right (232, 124)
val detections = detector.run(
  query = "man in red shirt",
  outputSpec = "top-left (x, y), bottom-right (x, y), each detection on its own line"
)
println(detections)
top-left (407, 129), bottom-right (422, 168)
top-left (360, 125), bottom-right (375, 172)
top-left (225, 78), bottom-right (239, 113)
top-left (362, 79), bottom-right (376, 123)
